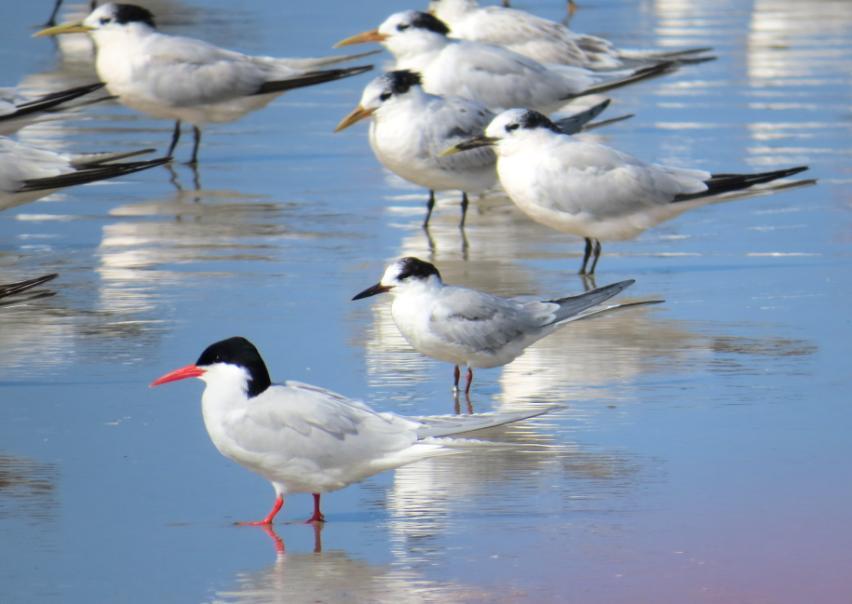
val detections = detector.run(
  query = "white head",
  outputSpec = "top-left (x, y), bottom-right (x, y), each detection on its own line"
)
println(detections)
top-left (84, 3), bottom-right (156, 30)
top-left (335, 11), bottom-right (451, 59)
top-left (151, 337), bottom-right (273, 399)
top-left (484, 108), bottom-right (564, 140)
top-left (443, 108), bottom-right (564, 157)
top-left (36, 3), bottom-right (157, 44)
top-left (352, 257), bottom-right (443, 300)
top-left (334, 70), bottom-right (425, 132)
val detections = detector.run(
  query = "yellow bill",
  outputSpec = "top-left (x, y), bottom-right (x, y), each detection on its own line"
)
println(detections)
top-left (34, 20), bottom-right (94, 37)
top-left (334, 106), bottom-right (377, 132)
top-left (334, 29), bottom-right (388, 48)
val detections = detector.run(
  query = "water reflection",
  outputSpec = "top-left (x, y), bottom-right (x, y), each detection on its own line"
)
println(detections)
top-left (385, 427), bottom-right (637, 562)
top-left (212, 526), bottom-right (485, 604)
top-left (0, 452), bottom-right (58, 525)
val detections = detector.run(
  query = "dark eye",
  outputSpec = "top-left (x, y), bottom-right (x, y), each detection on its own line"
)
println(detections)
top-left (99, 17), bottom-right (110, 25)
top-left (397, 23), bottom-right (410, 31)
top-left (379, 92), bottom-right (391, 101)
top-left (505, 123), bottom-right (520, 132)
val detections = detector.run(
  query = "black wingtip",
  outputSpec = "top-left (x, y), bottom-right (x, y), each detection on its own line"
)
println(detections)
top-left (0, 273), bottom-right (58, 300)
top-left (0, 82), bottom-right (106, 122)
top-left (570, 60), bottom-right (678, 100)
top-left (255, 65), bottom-right (374, 95)
top-left (19, 156), bottom-right (171, 193)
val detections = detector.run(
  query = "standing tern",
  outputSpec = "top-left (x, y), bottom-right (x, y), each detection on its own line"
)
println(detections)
top-left (1, 137), bottom-right (169, 211)
top-left (335, 11), bottom-right (676, 113)
top-left (0, 82), bottom-right (107, 135)
top-left (428, 0), bottom-right (713, 69)
top-left (335, 69), bottom-right (627, 228)
top-left (150, 336), bottom-right (550, 525)
top-left (445, 109), bottom-right (813, 274)
top-left (36, 3), bottom-right (375, 164)
top-left (352, 257), bottom-right (661, 396)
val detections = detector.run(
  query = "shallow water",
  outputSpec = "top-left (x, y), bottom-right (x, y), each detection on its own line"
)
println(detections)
top-left (1, 0), bottom-right (851, 602)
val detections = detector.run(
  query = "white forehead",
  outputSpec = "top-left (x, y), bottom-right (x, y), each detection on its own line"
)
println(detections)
top-left (359, 75), bottom-right (391, 108)
top-left (378, 10), bottom-right (418, 34)
top-left (485, 109), bottom-right (529, 138)
top-left (380, 260), bottom-right (407, 284)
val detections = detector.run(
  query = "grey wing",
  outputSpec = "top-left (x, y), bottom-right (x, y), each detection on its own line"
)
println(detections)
top-left (139, 36), bottom-right (269, 106)
top-left (428, 288), bottom-right (543, 354)
top-left (223, 382), bottom-right (420, 467)
top-left (430, 98), bottom-right (496, 171)
top-left (533, 141), bottom-right (708, 217)
top-left (430, 43), bottom-right (565, 110)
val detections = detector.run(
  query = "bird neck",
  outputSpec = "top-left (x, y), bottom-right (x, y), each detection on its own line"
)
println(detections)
top-left (386, 32), bottom-right (447, 65)
top-left (431, 0), bottom-right (477, 23)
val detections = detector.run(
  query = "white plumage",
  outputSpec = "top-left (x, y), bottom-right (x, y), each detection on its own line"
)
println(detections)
top-left (448, 109), bottom-right (810, 274)
top-left (36, 3), bottom-right (374, 163)
top-left (0, 82), bottom-right (106, 136)
top-left (151, 336), bottom-right (548, 524)
top-left (353, 257), bottom-right (658, 395)
top-left (0, 137), bottom-right (168, 211)
top-left (428, 0), bottom-right (713, 69)
top-left (336, 10), bottom-right (674, 114)
top-left (335, 69), bottom-right (626, 227)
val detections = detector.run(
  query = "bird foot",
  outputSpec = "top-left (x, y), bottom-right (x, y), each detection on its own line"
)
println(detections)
top-left (305, 513), bottom-right (325, 524)
top-left (235, 519), bottom-right (273, 527)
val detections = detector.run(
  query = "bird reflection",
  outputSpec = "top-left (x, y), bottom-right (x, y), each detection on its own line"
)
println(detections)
top-left (213, 525), bottom-right (483, 604)
top-left (385, 426), bottom-right (636, 556)
top-left (0, 452), bottom-right (58, 525)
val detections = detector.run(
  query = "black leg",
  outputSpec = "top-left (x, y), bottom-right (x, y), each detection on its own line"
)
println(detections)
top-left (45, 0), bottom-right (63, 26)
top-left (423, 190), bottom-right (436, 228)
top-left (579, 237), bottom-right (593, 274)
top-left (166, 120), bottom-right (182, 157)
top-left (464, 368), bottom-right (474, 396)
top-left (588, 239), bottom-right (602, 275)
top-left (188, 126), bottom-right (202, 165)
top-left (459, 192), bottom-right (469, 229)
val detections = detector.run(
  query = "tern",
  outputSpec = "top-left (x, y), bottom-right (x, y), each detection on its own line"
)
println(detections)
top-left (150, 336), bottom-right (551, 524)
top-left (1, 137), bottom-right (170, 211)
top-left (36, 3), bottom-right (375, 164)
top-left (428, 0), bottom-right (713, 69)
top-left (0, 82), bottom-right (107, 135)
top-left (335, 10), bottom-right (676, 113)
top-left (335, 69), bottom-right (627, 228)
top-left (445, 109), bottom-right (813, 274)
top-left (352, 257), bottom-right (661, 395)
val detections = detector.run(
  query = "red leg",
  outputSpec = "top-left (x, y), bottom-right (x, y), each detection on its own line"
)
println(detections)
top-left (237, 495), bottom-right (283, 526)
top-left (306, 493), bottom-right (325, 524)
top-left (453, 365), bottom-right (461, 391)
top-left (260, 524), bottom-right (285, 555)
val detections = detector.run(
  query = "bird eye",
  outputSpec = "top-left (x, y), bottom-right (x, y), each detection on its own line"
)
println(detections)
top-left (505, 123), bottom-right (520, 132)
top-left (379, 92), bottom-right (391, 101)
top-left (397, 23), bottom-right (410, 31)
top-left (99, 17), bottom-right (110, 25)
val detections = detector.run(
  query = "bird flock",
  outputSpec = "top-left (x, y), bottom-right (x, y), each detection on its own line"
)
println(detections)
top-left (4, 0), bottom-right (815, 526)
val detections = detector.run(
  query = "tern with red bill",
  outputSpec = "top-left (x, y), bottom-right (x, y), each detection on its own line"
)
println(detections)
top-left (150, 336), bottom-right (551, 525)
